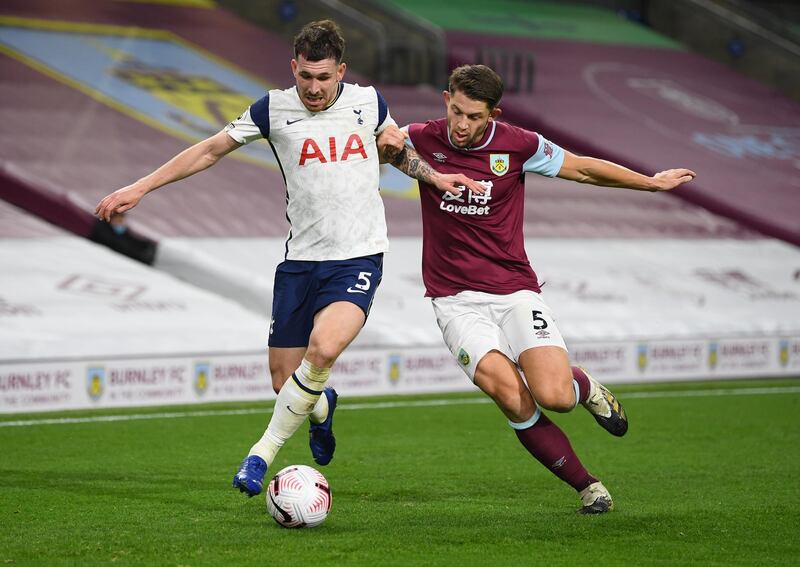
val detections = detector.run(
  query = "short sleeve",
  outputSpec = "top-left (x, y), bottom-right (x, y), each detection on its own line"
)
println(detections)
top-left (225, 94), bottom-right (270, 144)
top-left (522, 133), bottom-right (565, 177)
top-left (374, 89), bottom-right (397, 134)
top-left (404, 123), bottom-right (423, 148)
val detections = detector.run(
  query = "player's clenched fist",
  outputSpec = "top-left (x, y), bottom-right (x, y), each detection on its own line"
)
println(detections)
top-left (376, 124), bottom-right (407, 163)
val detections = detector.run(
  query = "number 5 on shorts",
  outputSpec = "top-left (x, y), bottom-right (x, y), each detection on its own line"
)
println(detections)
top-left (347, 271), bottom-right (372, 294)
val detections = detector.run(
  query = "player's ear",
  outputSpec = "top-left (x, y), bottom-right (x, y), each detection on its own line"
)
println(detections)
top-left (337, 62), bottom-right (346, 81)
top-left (443, 90), bottom-right (451, 105)
top-left (290, 59), bottom-right (298, 75)
top-left (490, 107), bottom-right (502, 120)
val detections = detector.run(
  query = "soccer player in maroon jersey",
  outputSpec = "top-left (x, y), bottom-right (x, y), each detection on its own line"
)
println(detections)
top-left (380, 64), bottom-right (695, 514)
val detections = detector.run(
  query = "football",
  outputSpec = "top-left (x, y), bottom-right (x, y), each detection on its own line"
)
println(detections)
top-left (266, 465), bottom-right (332, 528)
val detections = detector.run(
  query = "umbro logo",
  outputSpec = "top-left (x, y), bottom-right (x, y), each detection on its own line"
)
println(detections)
top-left (433, 152), bottom-right (447, 162)
top-left (286, 118), bottom-right (304, 125)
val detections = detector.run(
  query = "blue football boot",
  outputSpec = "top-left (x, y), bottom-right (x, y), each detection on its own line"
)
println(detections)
top-left (232, 455), bottom-right (267, 497)
top-left (309, 387), bottom-right (338, 466)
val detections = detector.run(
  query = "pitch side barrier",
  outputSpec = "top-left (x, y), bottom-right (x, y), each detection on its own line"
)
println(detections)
top-left (3, 341), bottom-right (800, 415)
top-left (5, 232), bottom-right (799, 414)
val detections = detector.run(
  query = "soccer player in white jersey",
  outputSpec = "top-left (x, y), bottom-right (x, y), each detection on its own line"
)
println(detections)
top-left (380, 65), bottom-right (695, 513)
top-left (95, 21), bottom-right (484, 498)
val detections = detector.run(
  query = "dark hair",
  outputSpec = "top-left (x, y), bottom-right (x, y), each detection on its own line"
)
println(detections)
top-left (293, 20), bottom-right (345, 63)
top-left (448, 65), bottom-right (504, 109)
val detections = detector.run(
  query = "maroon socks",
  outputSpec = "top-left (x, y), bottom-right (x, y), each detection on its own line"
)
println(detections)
top-left (512, 409), bottom-right (596, 492)
top-left (571, 366), bottom-right (591, 406)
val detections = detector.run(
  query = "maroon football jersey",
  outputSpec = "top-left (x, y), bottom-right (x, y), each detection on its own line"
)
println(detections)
top-left (409, 118), bottom-right (549, 298)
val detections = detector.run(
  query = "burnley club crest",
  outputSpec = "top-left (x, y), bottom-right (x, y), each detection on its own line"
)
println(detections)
top-left (490, 154), bottom-right (509, 176)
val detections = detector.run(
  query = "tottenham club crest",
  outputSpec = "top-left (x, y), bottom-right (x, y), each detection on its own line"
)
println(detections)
top-left (489, 153), bottom-right (509, 176)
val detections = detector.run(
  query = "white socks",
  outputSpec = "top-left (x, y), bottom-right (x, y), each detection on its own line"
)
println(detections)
top-left (310, 389), bottom-right (329, 424)
top-left (249, 359), bottom-right (331, 466)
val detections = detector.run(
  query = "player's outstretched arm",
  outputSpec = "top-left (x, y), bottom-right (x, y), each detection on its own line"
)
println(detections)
top-left (376, 124), bottom-right (484, 195)
top-left (388, 145), bottom-right (485, 196)
top-left (95, 130), bottom-right (241, 221)
top-left (557, 151), bottom-right (696, 192)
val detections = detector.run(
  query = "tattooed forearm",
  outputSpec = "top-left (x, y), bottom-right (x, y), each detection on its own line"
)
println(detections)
top-left (380, 144), bottom-right (401, 164)
top-left (391, 146), bottom-right (438, 184)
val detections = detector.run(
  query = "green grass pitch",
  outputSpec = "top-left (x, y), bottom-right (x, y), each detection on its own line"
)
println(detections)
top-left (2, 378), bottom-right (798, 566)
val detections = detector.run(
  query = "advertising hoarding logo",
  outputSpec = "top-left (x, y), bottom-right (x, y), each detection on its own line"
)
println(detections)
top-left (87, 366), bottom-right (104, 401)
top-left (708, 342), bottom-right (718, 370)
top-left (194, 362), bottom-right (210, 395)
top-left (388, 354), bottom-right (401, 383)
top-left (779, 339), bottom-right (789, 368)
top-left (637, 344), bottom-right (648, 372)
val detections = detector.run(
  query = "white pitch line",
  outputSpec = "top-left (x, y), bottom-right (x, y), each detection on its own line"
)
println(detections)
top-left (622, 385), bottom-right (800, 399)
top-left (1, 385), bottom-right (799, 428)
top-left (0, 407), bottom-right (270, 428)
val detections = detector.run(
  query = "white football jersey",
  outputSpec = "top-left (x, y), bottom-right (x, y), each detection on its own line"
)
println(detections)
top-left (225, 83), bottom-right (395, 261)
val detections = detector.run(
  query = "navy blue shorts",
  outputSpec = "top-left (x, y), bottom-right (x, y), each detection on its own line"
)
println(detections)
top-left (268, 253), bottom-right (384, 348)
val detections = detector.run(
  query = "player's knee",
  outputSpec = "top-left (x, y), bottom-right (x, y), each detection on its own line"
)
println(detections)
top-left (304, 343), bottom-right (339, 369)
top-left (535, 382), bottom-right (575, 413)
top-left (507, 398), bottom-right (537, 423)
top-left (485, 383), bottom-right (535, 422)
